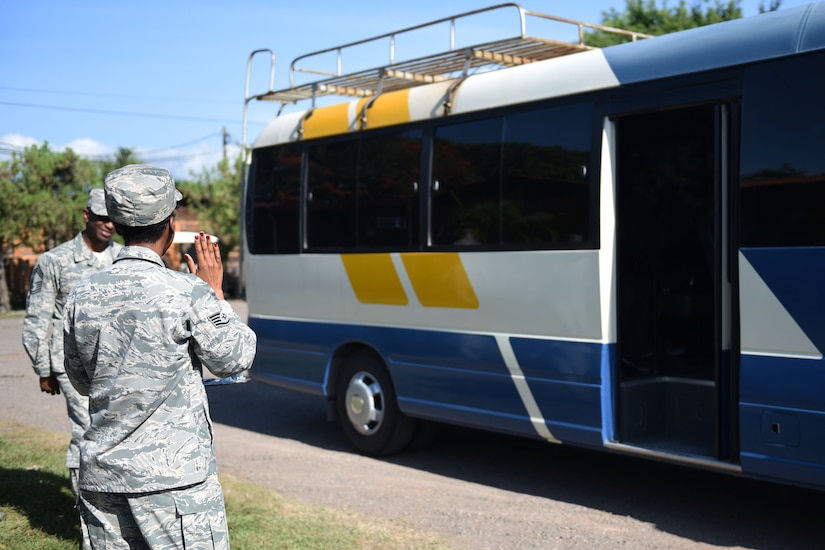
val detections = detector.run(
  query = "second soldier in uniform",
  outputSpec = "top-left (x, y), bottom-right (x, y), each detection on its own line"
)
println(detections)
top-left (23, 188), bottom-right (121, 549)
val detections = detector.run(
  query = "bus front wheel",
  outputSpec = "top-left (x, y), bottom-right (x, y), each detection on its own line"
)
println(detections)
top-left (335, 351), bottom-right (415, 456)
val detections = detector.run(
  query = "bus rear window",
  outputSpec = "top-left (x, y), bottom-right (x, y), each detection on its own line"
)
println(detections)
top-left (246, 143), bottom-right (302, 254)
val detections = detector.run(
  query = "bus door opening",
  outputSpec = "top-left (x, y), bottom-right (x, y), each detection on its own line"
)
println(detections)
top-left (615, 103), bottom-right (729, 459)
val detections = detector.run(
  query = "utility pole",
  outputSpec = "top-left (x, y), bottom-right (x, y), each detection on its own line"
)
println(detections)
top-left (222, 127), bottom-right (229, 160)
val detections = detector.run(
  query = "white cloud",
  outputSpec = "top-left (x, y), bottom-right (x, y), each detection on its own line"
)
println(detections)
top-left (152, 143), bottom-right (240, 181)
top-left (60, 138), bottom-right (113, 158)
top-left (0, 133), bottom-right (229, 181)
top-left (0, 133), bottom-right (113, 159)
top-left (180, 145), bottom-right (222, 177)
top-left (1, 133), bottom-right (39, 149)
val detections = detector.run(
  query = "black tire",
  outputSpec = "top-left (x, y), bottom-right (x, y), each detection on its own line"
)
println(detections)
top-left (335, 351), bottom-right (415, 456)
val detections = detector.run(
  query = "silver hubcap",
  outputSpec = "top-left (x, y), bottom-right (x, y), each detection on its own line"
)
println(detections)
top-left (344, 371), bottom-right (384, 435)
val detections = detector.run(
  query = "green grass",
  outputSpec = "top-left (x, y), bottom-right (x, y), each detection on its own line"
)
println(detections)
top-left (0, 421), bottom-right (451, 550)
top-left (0, 422), bottom-right (79, 549)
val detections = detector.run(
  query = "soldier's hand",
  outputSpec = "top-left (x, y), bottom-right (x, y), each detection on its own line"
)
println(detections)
top-left (39, 375), bottom-right (60, 395)
top-left (185, 232), bottom-right (225, 300)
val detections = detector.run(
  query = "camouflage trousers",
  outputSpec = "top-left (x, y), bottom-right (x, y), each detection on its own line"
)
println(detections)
top-left (70, 468), bottom-right (92, 549)
top-left (56, 373), bottom-right (92, 549)
top-left (78, 474), bottom-right (229, 549)
top-left (55, 371), bottom-right (89, 469)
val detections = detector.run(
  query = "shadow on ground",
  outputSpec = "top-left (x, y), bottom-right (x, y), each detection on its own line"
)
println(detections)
top-left (207, 379), bottom-right (823, 550)
top-left (0, 465), bottom-right (81, 545)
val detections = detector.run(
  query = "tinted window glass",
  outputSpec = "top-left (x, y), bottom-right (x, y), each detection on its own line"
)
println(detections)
top-left (432, 102), bottom-right (593, 248)
top-left (432, 118), bottom-right (502, 245)
top-left (357, 130), bottom-right (421, 247)
top-left (306, 130), bottom-right (422, 250)
top-left (306, 140), bottom-right (358, 248)
top-left (503, 103), bottom-right (593, 245)
top-left (741, 52), bottom-right (825, 246)
top-left (246, 144), bottom-right (302, 254)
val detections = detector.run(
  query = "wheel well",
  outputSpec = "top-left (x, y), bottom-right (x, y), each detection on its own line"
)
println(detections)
top-left (327, 343), bottom-right (385, 400)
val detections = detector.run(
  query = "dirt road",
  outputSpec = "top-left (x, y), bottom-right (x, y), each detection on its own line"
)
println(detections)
top-left (1, 306), bottom-right (821, 549)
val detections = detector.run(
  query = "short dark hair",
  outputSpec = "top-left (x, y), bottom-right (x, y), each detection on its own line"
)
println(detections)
top-left (116, 214), bottom-right (173, 245)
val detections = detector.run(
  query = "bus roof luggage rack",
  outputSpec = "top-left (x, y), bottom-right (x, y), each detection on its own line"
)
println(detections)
top-left (246, 3), bottom-right (652, 107)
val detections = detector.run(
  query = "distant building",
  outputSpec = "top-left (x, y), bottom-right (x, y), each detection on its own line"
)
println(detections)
top-left (2, 206), bottom-right (241, 308)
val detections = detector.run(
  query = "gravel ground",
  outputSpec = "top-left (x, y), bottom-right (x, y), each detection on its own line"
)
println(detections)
top-left (1, 304), bottom-right (821, 549)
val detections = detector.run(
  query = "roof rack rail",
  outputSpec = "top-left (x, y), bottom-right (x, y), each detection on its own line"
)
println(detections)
top-left (244, 3), bottom-right (651, 109)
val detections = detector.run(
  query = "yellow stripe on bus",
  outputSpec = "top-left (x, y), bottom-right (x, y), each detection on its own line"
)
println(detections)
top-left (401, 253), bottom-right (479, 309)
top-left (359, 89), bottom-right (411, 129)
top-left (303, 102), bottom-right (351, 140)
top-left (341, 254), bottom-right (408, 305)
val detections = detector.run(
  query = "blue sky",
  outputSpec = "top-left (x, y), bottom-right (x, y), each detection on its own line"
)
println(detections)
top-left (0, 0), bottom-right (814, 179)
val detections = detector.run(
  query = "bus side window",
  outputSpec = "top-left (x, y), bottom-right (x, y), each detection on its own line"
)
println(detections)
top-left (502, 103), bottom-right (593, 247)
top-left (358, 130), bottom-right (421, 248)
top-left (431, 102), bottom-right (594, 249)
top-left (306, 140), bottom-right (358, 248)
top-left (247, 144), bottom-right (301, 254)
top-left (432, 117), bottom-right (502, 246)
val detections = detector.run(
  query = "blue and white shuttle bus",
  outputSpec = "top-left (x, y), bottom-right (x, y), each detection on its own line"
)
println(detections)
top-left (241, 3), bottom-right (825, 490)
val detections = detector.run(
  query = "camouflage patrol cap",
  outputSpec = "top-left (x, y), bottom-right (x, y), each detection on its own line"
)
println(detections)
top-left (86, 189), bottom-right (108, 216)
top-left (104, 164), bottom-right (183, 227)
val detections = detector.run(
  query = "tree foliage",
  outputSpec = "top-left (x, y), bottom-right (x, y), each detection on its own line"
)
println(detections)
top-left (586, 0), bottom-right (781, 47)
top-left (0, 142), bottom-right (250, 309)
top-left (98, 147), bottom-right (143, 179)
top-left (1, 144), bottom-right (97, 250)
top-left (0, 144), bottom-right (100, 310)
top-left (177, 155), bottom-right (244, 258)
top-left (0, 144), bottom-right (148, 311)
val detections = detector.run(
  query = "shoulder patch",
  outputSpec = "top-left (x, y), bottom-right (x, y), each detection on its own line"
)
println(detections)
top-left (29, 265), bottom-right (43, 295)
top-left (208, 311), bottom-right (231, 328)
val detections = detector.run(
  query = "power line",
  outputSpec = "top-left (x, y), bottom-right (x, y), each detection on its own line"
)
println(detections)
top-left (0, 100), bottom-right (238, 124)
top-left (142, 150), bottom-right (229, 163)
top-left (0, 136), bottom-right (221, 153)
top-left (0, 86), bottom-right (236, 105)
top-left (139, 133), bottom-right (223, 154)
top-left (0, 134), bottom-right (236, 162)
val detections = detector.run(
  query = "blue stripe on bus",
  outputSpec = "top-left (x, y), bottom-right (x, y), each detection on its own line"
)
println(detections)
top-left (740, 354), bottom-right (825, 488)
top-left (249, 317), bottom-right (605, 448)
top-left (740, 354), bottom-right (825, 418)
top-left (602, 4), bottom-right (825, 86)
top-left (511, 337), bottom-right (602, 384)
top-left (738, 248), bottom-right (825, 487)
top-left (741, 247), bottom-right (825, 355)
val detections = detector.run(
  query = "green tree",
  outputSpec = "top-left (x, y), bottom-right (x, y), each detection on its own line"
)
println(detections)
top-left (178, 154), bottom-right (244, 259)
top-left (587, 0), bottom-right (781, 46)
top-left (97, 146), bottom-right (143, 178)
top-left (0, 144), bottom-right (97, 311)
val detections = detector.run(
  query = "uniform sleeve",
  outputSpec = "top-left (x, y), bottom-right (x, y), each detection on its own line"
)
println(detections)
top-left (62, 291), bottom-right (91, 396)
top-left (22, 254), bottom-right (59, 377)
top-left (189, 284), bottom-right (257, 378)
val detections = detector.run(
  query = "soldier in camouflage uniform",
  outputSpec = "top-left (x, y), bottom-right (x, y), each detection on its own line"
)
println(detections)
top-left (23, 188), bottom-right (121, 549)
top-left (63, 164), bottom-right (257, 549)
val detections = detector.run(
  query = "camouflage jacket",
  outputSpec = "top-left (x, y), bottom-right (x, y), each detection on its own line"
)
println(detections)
top-left (63, 246), bottom-right (257, 493)
top-left (22, 232), bottom-right (122, 377)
